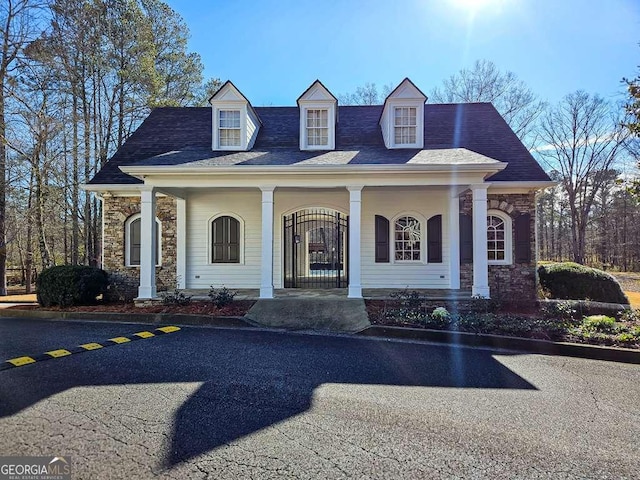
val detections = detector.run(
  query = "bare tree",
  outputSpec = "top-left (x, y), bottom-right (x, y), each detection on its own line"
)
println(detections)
top-left (431, 60), bottom-right (546, 147)
top-left (0, 0), bottom-right (42, 294)
top-left (338, 82), bottom-right (393, 105)
top-left (537, 91), bottom-right (628, 264)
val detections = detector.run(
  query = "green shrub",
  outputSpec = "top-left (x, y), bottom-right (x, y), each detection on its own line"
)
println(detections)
top-left (582, 315), bottom-right (616, 332)
top-left (36, 265), bottom-right (109, 307)
top-left (161, 288), bottom-right (192, 306)
top-left (538, 262), bottom-right (628, 304)
top-left (208, 286), bottom-right (237, 308)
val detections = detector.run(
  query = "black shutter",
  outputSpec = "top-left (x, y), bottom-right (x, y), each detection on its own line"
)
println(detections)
top-left (130, 218), bottom-right (141, 266)
top-left (514, 213), bottom-right (531, 263)
top-left (212, 216), bottom-right (240, 263)
top-left (375, 215), bottom-right (389, 263)
top-left (228, 217), bottom-right (240, 263)
top-left (427, 215), bottom-right (442, 263)
top-left (460, 214), bottom-right (473, 264)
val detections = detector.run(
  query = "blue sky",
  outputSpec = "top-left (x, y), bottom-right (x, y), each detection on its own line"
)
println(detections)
top-left (165, 0), bottom-right (640, 107)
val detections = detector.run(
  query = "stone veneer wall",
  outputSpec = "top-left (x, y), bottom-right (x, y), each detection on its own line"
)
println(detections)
top-left (102, 196), bottom-right (177, 299)
top-left (459, 192), bottom-right (537, 302)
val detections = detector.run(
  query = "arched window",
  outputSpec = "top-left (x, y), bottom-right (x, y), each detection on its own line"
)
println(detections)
top-left (394, 215), bottom-right (422, 261)
top-left (487, 210), bottom-right (512, 265)
top-left (125, 214), bottom-right (161, 267)
top-left (211, 215), bottom-right (241, 263)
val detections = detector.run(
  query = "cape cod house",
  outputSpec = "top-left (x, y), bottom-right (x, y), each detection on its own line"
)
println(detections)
top-left (84, 78), bottom-right (553, 301)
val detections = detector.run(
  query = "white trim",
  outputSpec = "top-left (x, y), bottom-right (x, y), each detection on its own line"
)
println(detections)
top-left (471, 185), bottom-right (490, 297)
top-left (299, 103), bottom-right (336, 151)
top-left (207, 212), bottom-right (245, 265)
top-left (120, 162), bottom-right (505, 176)
top-left (137, 187), bottom-right (157, 299)
top-left (448, 193), bottom-right (460, 289)
top-left (212, 105), bottom-right (247, 151)
top-left (390, 212), bottom-right (425, 264)
top-left (260, 187), bottom-right (275, 298)
top-left (347, 186), bottom-right (362, 298)
top-left (487, 209), bottom-right (513, 266)
top-left (176, 198), bottom-right (187, 289)
top-left (124, 213), bottom-right (162, 268)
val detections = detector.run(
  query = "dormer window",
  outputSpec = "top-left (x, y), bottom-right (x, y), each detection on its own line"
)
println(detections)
top-left (306, 109), bottom-right (329, 147)
top-left (219, 110), bottom-right (241, 147)
top-left (297, 80), bottom-right (337, 151)
top-left (209, 81), bottom-right (261, 151)
top-left (380, 78), bottom-right (427, 149)
top-left (394, 107), bottom-right (417, 145)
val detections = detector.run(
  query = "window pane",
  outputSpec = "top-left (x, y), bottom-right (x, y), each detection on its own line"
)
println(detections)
top-left (487, 215), bottom-right (507, 262)
top-left (394, 216), bottom-right (421, 261)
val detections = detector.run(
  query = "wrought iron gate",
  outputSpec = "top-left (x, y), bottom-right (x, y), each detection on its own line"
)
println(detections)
top-left (283, 208), bottom-right (348, 288)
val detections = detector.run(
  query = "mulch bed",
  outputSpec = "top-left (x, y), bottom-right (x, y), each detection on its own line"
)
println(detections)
top-left (10, 300), bottom-right (255, 317)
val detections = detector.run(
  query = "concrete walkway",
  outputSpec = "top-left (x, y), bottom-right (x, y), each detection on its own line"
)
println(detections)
top-left (244, 297), bottom-right (371, 333)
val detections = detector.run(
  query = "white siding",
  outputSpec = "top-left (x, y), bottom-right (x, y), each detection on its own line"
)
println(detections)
top-left (185, 187), bottom-right (452, 290)
top-left (361, 187), bottom-right (450, 288)
top-left (246, 109), bottom-right (259, 149)
top-left (185, 189), bottom-right (262, 289)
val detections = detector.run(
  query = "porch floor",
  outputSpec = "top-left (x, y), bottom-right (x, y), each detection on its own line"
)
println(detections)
top-left (180, 288), bottom-right (472, 301)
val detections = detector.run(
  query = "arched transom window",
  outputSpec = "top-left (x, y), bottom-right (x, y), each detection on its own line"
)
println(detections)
top-left (487, 214), bottom-right (506, 262)
top-left (394, 215), bottom-right (421, 261)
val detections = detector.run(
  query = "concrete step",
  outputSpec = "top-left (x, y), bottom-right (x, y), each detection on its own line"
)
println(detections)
top-left (245, 298), bottom-right (371, 333)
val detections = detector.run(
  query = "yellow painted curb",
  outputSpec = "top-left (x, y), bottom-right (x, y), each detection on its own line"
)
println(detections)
top-left (80, 343), bottom-right (103, 350)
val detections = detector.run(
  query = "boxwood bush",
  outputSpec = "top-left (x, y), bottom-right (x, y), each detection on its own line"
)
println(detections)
top-left (36, 265), bottom-right (109, 307)
top-left (538, 262), bottom-right (628, 305)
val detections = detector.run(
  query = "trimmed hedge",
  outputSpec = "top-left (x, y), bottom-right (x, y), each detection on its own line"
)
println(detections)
top-left (538, 262), bottom-right (629, 305)
top-left (36, 265), bottom-right (109, 307)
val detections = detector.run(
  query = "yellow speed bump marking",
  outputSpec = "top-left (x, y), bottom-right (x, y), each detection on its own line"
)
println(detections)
top-left (1, 325), bottom-right (181, 372)
top-left (156, 326), bottom-right (181, 333)
top-left (7, 356), bottom-right (36, 367)
top-left (134, 331), bottom-right (155, 339)
top-left (46, 349), bottom-right (72, 358)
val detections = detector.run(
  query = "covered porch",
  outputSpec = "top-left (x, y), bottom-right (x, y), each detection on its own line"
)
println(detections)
top-left (109, 153), bottom-right (506, 302)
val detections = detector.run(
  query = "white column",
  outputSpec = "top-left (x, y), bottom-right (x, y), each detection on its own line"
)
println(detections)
top-left (347, 186), bottom-right (363, 298)
top-left (260, 187), bottom-right (275, 298)
top-left (138, 187), bottom-right (157, 299)
top-left (471, 184), bottom-right (490, 297)
top-left (449, 191), bottom-right (460, 289)
top-left (176, 198), bottom-right (187, 289)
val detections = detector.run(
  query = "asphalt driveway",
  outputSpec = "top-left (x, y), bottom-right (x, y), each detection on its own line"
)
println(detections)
top-left (0, 317), bottom-right (638, 479)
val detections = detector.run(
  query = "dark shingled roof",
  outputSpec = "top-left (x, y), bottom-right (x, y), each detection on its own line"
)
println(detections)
top-left (88, 103), bottom-right (550, 185)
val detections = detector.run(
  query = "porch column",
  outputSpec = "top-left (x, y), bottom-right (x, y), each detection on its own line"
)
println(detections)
top-left (260, 186), bottom-right (275, 299)
top-left (176, 198), bottom-right (186, 289)
top-left (449, 191), bottom-right (460, 289)
top-left (471, 184), bottom-right (490, 297)
top-left (347, 186), bottom-right (363, 298)
top-left (138, 186), bottom-right (157, 299)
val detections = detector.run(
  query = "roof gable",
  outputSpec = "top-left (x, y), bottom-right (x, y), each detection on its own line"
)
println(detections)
top-left (296, 80), bottom-right (338, 104)
top-left (383, 77), bottom-right (427, 102)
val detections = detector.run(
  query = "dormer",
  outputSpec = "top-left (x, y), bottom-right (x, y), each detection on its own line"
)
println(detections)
top-left (297, 80), bottom-right (337, 151)
top-left (209, 81), bottom-right (261, 151)
top-left (379, 78), bottom-right (427, 149)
